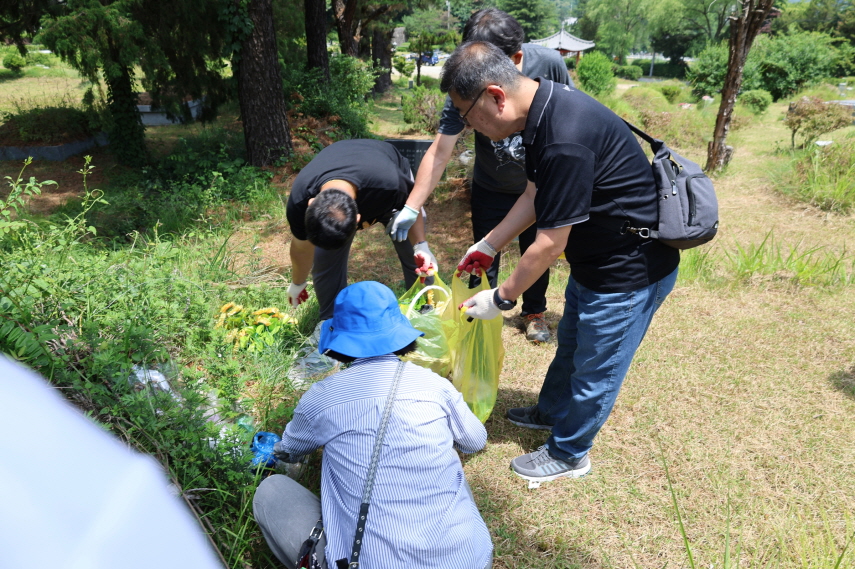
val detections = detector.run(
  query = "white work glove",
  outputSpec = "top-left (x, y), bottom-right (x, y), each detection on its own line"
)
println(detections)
top-left (459, 288), bottom-right (501, 320)
top-left (388, 205), bottom-right (420, 242)
top-left (288, 282), bottom-right (309, 307)
top-left (413, 241), bottom-right (438, 279)
top-left (457, 239), bottom-right (497, 276)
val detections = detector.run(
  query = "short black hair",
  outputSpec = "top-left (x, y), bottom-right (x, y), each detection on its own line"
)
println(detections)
top-left (440, 41), bottom-right (523, 100)
top-left (305, 189), bottom-right (358, 250)
top-left (462, 8), bottom-right (525, 56)
top-left (323, 340), bottom-right (418, 364)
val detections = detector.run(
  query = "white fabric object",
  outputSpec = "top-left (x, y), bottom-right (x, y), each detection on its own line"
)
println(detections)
top-left (461, 288), bottom-right (501, 320)
top-left (413, 241), bottom-right (438, 276)
top-left (0, 357), bottom-right (223, 569)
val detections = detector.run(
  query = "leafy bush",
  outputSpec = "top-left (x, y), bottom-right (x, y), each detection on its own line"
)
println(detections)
top-left (659, 85), bottom-right (683, 103)
top-left (686, 43), bottom-right (728, 99)
top-left (752, 32), bottom-right (838, 101)
top-left (739, 89), bottom-right (772, 115)
top-left (577, 52), bottom-right (616, 97)
top-left (631, 59), bottom-right (687, 79)
top-left (564, 56), bottom-right (576, 70)
top-left (784, 96), bottom-right (853, 148)
top-left (401, 85), bottom-right (444, 133)
top-left (0, 106), bottom-right (99, 145)
top-left (282, 54), bottom-right (378, 138)
top-left (688, 32), bottom-right (839, 102)
top-left (3, 53), bottom-right (26, 72)
top-left (393, 54), bottom-right (415, 79)
top-left (616, 64), bottom-right (643, 81)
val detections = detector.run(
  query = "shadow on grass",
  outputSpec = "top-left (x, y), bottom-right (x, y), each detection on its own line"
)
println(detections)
top-left (829, 365), bottom-right (855, 399)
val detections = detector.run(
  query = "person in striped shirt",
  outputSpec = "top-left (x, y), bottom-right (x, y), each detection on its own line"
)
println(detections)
top-left (253, 281), bottom-right (493, 569)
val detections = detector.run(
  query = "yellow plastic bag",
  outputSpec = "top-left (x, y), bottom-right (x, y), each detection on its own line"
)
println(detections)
top-left (445, 275), bottom-right (505, 422)
top-left (398, 276), bottom-right (452, 377)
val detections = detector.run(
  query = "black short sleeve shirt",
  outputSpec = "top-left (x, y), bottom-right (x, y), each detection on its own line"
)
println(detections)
top-left (286, 140), bottom-right (414, 241)
top-left (522, 79), bottom-right (680, 292)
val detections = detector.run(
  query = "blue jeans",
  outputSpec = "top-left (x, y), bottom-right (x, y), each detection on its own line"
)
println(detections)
top-left (537, 268), bottom-right (678, 461)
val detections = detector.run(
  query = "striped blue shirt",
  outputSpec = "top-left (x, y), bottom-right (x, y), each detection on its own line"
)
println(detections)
top-left (281, 355), bottom-right (492, 569)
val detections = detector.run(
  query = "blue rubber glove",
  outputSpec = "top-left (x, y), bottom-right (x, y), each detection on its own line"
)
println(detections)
top-left (388, 205), bottom-right (420, 242)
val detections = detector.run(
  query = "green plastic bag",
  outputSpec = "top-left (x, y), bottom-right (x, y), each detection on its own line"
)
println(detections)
top-left (445, 275), bottom-right (505, 422)
top-left (398, 276), bottom-right (452, 377)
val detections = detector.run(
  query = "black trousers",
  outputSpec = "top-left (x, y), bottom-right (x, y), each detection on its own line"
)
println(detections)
top-left (469, 182), bottom-right (549, 315)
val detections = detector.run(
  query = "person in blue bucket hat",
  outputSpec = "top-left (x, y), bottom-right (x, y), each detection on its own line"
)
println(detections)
top-left (253, 282), bottom-right (493, 569)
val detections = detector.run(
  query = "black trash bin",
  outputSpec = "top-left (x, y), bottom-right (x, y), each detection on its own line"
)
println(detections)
top-left (384, 139), bottom-right (434, 176)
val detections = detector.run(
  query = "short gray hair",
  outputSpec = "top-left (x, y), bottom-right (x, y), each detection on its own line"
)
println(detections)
top-left (440, 41), bottom-right (522, 100)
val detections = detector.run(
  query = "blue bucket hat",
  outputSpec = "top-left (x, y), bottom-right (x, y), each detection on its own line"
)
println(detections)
top-left (319, 281), bottom-right (424, 358)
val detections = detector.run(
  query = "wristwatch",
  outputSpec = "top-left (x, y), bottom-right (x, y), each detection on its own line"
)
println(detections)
top-left (493, 288), bottom-right (517, 311)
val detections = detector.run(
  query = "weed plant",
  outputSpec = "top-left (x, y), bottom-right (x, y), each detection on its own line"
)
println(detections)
top-left (1, 160), bottom-right (306, 567)
top-left (785, 139), bottom-right (855, 213)
top-left (55, 127), bottom-right (276, 239)
top-left (401, 85), bottom-right (444, 133)
top-left (618, 86), bottom-right (716, 149)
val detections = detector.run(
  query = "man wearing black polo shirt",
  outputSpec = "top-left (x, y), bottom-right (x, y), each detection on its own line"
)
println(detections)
top-left (387, 8), bottom-right (571, 344)
top-left (285, 140), bottom-right (438, 378)
top-left (444, 42), bottom-right (680, 484)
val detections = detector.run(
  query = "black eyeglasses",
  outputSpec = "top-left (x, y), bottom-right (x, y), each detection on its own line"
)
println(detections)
top-left (460, 87), bottom-right (488, 126)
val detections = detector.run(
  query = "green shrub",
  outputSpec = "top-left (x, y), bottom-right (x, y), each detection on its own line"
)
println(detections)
top-left (3, 53), bottom-right (26, 73)
top-left (659, 85), bottom-right (683, 103)
top-left (564, 56), bottom-right (576, 70)
top-left (393, 54), bottom-right (415, 79)
top-left (282, 54), bottom-right (378, 138)
top-left (577, 52), bottom-right (616, 97)
top-left (401, 85), bottom-right (444, 133)
top-left (739, 89), bottom-right (772, 115)
top-left (0, 106), bottom-right (98, 145)
top-left (784, 96), bottom-right (853, 148)
top-left (631, 59), bottom-right (687, 79)
top-left (616, 64), bottom-right (643, 81)
top-left (688, 32), bottom-right (838, 102)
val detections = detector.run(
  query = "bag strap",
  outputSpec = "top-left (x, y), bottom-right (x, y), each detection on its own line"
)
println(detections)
top-left (336, 360), bottom-right (406, 569)
top-left (296, 519), bottom-right (324, 569)
top-left (621, 119), bottom-right (657, 146)
top-left (584, 119), bottom-right (668, 241)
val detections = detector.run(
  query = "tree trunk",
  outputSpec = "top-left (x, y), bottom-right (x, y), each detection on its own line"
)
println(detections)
top-left (305, 0), bottom-right (329, 81)
top-left (705, 0), bottom-right (777, 172)
top-left (333, 0), bottom-right (358, 57)
top-left (105, 62), bottom-right (147, 167)
top-left (372, 27), bottom-right (392, 94)
top-left (237, 0), bottom-right (292, 167)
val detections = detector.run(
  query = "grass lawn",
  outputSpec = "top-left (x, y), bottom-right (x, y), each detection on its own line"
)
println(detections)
top-left (2, 64), bottom-right (854, 568)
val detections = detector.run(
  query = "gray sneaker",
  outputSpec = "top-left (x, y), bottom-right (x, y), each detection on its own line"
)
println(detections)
top-left (506, 405), bottom-right (553, 430)
top-left (524, 313), bottom-right (550, 343)
top-left (510, 446), bottom-right (591, 483)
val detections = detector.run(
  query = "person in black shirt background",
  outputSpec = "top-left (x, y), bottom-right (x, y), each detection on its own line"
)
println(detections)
top-left (285, 139), bottom-right (439, 380)
top-left (387, 8), bottom-right (572, 344)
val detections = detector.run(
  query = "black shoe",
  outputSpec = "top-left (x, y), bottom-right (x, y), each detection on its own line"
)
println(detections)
top-left (506, 405), bottom-right (553, 430)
